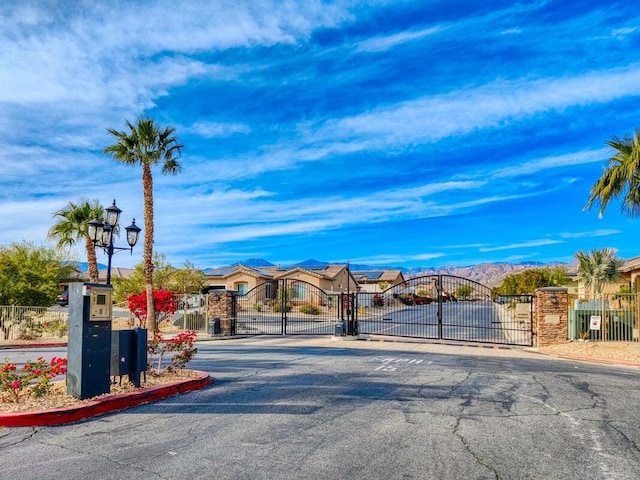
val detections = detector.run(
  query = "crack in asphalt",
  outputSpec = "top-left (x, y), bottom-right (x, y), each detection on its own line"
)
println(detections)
top-left (453, 416), bottom-right (500, 479)
top-left (605, 420), bottom-right (640, 453)
top-left (0, 427), bottom-right (38, 448)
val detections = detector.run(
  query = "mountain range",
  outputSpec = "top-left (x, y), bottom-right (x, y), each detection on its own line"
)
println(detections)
top-left (74, 258), bottom-right (567, 288)
top-left (238, 258), bottom-right (569, 288)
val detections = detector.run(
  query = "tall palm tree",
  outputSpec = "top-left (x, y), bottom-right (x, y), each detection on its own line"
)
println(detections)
top-left (48, 199), bottom-right (104, 283)
top-left (585, 129), bottom-right (640, 217)
top-left (574, 248), bottom-right (625, 299)
top-left (104, 117), bottom-right (183, 335)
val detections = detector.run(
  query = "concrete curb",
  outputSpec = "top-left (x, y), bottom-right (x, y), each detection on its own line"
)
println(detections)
top-left (0, 371), bottom-right (212, 428)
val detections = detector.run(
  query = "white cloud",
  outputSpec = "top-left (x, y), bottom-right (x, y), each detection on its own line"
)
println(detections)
top-left (187, 121), bottom-right (251, 138)
top-left (559, 229), bottom-right (621, 239)
top-left (315, 65), bottom-right (640, 148)
top-left (489, 148), bottom-right (611, 179)
top-left (355, 25), bottom-right (446, 52)
top-left (479, 239), bottom-right (562, 252)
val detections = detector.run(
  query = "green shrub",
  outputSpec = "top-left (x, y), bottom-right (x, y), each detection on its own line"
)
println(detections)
top-left (396, 293), bottom-right (414, 306)
top-left (272, 303), bottom-right (291, 313)
top-left (299, 303), bottom-right (320, 315)
top-left (253, 303), bottom-right (263, 312)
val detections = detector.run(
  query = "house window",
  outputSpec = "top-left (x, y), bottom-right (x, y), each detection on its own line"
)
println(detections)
top-left (237, 283), bottom-right (248, 295)
top-left (293, 283), bottom-right (306, 300)
top-left (264, 283), bottom-right (272, 299)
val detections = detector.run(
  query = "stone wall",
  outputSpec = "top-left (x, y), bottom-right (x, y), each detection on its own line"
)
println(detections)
top-left (206, 291), bottom-right (236, 336)
top-left (535, 287), bottom-right (568, 347)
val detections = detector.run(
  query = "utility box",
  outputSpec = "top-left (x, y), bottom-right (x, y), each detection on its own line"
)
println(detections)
top-left (67, 283), bottom-right (113, 400)
top-left (111, 329), bottom-right (133, 379)
top-left (208, 318), bottom-right (221, 335)
top-left (132, 327), bottom-right (147, 387)
top-left (111, 328), bottom-right (147, 387)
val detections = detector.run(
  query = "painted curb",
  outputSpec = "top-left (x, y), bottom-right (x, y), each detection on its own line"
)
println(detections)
top-left (0, 371), bottom-right (212, 428)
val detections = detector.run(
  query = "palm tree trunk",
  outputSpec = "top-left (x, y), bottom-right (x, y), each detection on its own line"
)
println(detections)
top-left (142, 163), bottom-right (157, 336)
top-left (85, 236), bottom-right (99, 283)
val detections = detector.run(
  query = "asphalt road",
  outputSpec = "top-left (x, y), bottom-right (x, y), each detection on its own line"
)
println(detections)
top-left (1, 337), bottom-right (640, 480)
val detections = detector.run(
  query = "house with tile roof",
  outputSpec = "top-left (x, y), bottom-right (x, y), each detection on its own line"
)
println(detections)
top-left (203, 263), bottom-right (360, 306)
top-left (202, 264), bottom-right (274, 294)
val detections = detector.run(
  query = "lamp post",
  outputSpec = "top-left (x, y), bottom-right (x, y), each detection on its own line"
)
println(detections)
top-left (88, 199), bottom-right (141, 285)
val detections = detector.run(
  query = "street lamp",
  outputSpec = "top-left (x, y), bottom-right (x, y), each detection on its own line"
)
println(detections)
top-left (88, 199), bottom-right (141, 285)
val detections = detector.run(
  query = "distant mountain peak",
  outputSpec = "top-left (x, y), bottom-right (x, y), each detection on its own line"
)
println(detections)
top-left (241, 258), bottom-right (276, 267)
top-left (293, 259), bottom-right (329, 267)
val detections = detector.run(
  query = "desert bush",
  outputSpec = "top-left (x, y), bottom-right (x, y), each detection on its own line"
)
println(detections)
top-left (299, 303), bottom-right (320, 315)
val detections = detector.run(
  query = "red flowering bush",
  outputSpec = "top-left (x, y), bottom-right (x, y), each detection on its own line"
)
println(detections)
top-left (127, 289), bottom-right (177, 328)
top-left (0, 357), bottom-right (68, 402)
top-left (372, 294), bottom-right (385, 307)
top-left (147, 330), bottom-right (197, 375)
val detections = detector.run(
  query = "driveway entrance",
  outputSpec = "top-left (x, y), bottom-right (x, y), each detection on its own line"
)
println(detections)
top-left (235, 275), bottom-right (533, 346)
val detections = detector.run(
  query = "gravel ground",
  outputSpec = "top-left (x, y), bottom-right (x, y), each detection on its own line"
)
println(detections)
top-left (0, 369), bottom-right (198, 413)
top-left (539, 341), bottom-right (640, 363)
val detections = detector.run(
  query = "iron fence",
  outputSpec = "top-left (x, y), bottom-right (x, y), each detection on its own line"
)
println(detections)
top-left (356, 275), bottom-right (534, 346)
top-left (0, 305), bottom-right (69, 341)
top-left (236, 280), bottom-right (339, 335)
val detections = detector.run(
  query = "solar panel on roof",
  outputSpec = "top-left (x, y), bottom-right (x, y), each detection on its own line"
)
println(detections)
top-left (204, 266), bottom-right (239, 276)
top-left (364, 272), bottom-right (383, 280)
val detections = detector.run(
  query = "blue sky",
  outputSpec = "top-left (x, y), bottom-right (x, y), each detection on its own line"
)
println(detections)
top-left (2, 0), bottom-right (640, 270)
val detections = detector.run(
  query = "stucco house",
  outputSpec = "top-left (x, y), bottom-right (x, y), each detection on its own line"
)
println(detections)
top-left (203, 262), bottom-right (361, 309)
top-left (203, 264), bottom-right (274, 294)
top-left (203, 263), bottom-right (359, 299)
top-left (351, 269), bottom-right (405, 293)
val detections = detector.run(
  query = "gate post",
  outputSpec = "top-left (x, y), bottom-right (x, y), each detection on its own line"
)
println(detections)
top-left (535, 287), bottom-right (568, 347)
top-left (206, 290), bottom-right (237, 336)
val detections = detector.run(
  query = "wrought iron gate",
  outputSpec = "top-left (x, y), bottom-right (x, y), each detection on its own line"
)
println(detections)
top-left (236, 279), bottom-right (343, 335)
top-left (356, 275), bottom-right (533, 346)
top-left (235, 275), bottom-right (532, 345)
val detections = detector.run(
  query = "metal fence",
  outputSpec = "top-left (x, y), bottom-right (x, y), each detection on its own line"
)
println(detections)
top-left (0, 305), bottom-right (70, 341)
top-left (356, 276), bottom-right (534, 346)
top-left (0, 294), bottom-right (209, 342)
top-left (569, 293), bottom-right (640, 342)
top-left (165, 294), bottom-right (208, 333)
top-left (236, 280), bottom-right (340, 335)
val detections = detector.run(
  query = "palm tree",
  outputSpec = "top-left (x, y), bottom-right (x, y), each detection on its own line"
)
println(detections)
top-left (104, 117), bottom-right (183, 336)
top-left (574, 248), bottom-right (625, 299)
top-left (48, 199), bottom-right (104, 283)
top-left (585, 129), bottom-right (640, 217)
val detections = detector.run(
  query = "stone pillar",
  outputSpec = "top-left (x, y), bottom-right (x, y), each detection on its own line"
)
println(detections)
top-left (206, 290), bottom-right (237, 336)
top-left (535, 287), bottom-right (568, 347)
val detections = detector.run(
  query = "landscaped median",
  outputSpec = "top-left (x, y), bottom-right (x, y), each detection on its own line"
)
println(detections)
top-left (0, 370), bottom-right (212, 428)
